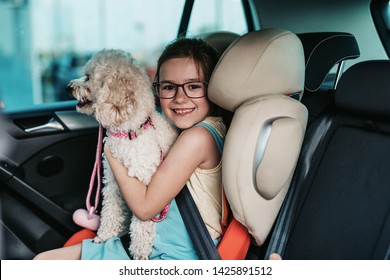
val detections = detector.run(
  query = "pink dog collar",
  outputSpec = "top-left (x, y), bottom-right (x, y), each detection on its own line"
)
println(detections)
top-left (110, 117), bottom-right (153, 140)
top-left (151, 204), bottom-right (170, 222)
top-left (110, 116), bottom-right (170, 222)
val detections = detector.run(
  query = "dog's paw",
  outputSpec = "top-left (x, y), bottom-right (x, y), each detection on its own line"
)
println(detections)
top-left (93, 236), bottom-right (103, 243)
top-left (132, 255), bottom-right (148, 260)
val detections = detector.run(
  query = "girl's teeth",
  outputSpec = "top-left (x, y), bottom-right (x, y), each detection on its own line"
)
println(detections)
top-left (174, 109), bottom-right (193, 114)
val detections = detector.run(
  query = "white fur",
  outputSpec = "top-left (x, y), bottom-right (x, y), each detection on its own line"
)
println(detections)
top-left (67, 49), bottom-right (178, 260)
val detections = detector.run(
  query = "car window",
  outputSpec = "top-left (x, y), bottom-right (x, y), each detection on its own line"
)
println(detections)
top-left (0, 0), bottom-right (249, 112)
top-left (1, 0), bottom-right (186, 111)
top-left (187, 0), bottom-right (247, 36)
top-left (371, 0), bottom-right (390, 58)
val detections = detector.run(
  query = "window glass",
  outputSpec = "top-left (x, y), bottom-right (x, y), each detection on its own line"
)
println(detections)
top-left (187, 0), bottom-right (247, 36)
top-left (0, 0), bottom-right (248, 112)
top-left (0, 0), bottom-right (184, 111)
top-left (386, 1), bottom-right (390, 30)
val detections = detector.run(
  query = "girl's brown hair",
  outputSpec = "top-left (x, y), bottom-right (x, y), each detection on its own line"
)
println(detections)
top-left (155, 37), bottom-right (220, 84)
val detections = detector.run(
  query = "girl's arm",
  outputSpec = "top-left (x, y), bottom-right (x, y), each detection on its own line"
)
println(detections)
top-left (104, 126), bottom-right (220, 221)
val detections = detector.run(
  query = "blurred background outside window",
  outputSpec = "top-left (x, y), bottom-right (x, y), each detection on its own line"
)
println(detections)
top-left (0, 0), bottom-right (246, 111)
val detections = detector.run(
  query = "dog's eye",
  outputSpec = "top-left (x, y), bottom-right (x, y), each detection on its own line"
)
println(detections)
top-left (85, 75), bottom-right (90, 81)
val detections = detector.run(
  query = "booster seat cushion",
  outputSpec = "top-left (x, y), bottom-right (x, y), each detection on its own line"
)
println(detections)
top-left (208, 28), bottom-right (308, 245)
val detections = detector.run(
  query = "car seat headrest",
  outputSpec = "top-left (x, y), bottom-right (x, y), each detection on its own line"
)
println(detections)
top-left (297, 32), bottom-right (360, 92)
top-left (198, 31), bottom-right (240, 56)
top-left (335, 60), bottom-right (390, 119)
top-left (208, 28), bottom-right (305, 110)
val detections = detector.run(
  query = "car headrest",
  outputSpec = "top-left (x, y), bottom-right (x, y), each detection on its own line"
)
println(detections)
top-left (208, 28), bottom-right (305, 109)
top-left (208, 28), bottom-right (308, 245)
top-left (199, 31), bottom-right (240, 56)
top-left (297, 32), bottom-right (360, 92)
top-left (335, 60), bottom-right (390, 119)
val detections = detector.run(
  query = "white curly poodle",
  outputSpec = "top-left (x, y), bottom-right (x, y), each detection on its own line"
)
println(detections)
top-left (67, 49), bottom-right (178, 260)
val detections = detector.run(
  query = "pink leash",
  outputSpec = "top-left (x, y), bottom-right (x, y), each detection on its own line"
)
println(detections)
top-left (86, 124), bottom-right (103, 217)
top-left (86, 121), bottom-right (169, 222)
top-left (72, 125), bottom-right (102, 231)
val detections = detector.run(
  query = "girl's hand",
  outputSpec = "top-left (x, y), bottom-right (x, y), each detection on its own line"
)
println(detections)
top-left (269, 253), bottom-right (282, 260)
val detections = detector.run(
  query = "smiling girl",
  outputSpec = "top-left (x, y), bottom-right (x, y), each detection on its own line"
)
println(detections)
top-left (34, 37), bottom-right (226, 260)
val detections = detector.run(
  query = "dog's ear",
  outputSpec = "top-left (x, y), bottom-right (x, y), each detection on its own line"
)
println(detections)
top-left (96, 75), bottom-right (137, 127)
top-left (99, 92), bottom-right (136, 127)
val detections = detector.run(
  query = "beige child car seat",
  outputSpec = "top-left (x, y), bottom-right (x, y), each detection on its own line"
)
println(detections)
top-left (199, 31), bottom-right (240, 56)
top-left (208, 28), bottom-right (308, 246)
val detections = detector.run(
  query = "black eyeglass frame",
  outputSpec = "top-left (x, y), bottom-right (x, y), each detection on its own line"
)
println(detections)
top-left (152, 81), bottom-right (209, 99)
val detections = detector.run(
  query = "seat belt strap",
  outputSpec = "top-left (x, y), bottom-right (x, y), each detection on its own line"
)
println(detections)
top-left (175, 120), bottom-right (223, 260)
top-left (264, 114), bottom-right (333, 259)
top-left (176, 119), bottom-right (251, 260)
top-left (385, 244), bottom-right (390, 260)
top-left (176, 185), bottom-right (221, 260)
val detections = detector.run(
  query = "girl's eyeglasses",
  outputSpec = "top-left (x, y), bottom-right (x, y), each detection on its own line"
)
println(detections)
top-left (153, 81), bottom-right (208, 99)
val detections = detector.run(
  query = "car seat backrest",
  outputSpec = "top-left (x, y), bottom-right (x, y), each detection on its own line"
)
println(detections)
top-left (335, 60), bottom-right (390, 118)
top-left (284, 60), bottom-right (390, 259)
top-left (199, 31), bottom-right (241, 128)
top-left (208, 28), bottom-right (308, 246)
top-left (297, 32), bottom-right (360, 126)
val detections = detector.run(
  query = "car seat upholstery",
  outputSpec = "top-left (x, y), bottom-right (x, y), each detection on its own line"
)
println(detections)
top-left (199, 31), bottom-right (240, 56)
top-left (282, 60), bottom-right (390, 259)
top-left (199, 31), bottom-right (241, 128)
top-left (297, 32), bottom-right (360, 126)
top-left (208, 28), bottom-right (308, 246)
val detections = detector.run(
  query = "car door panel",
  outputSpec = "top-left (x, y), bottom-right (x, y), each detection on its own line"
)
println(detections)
top-left (0, 105), bottom-right (98, 259)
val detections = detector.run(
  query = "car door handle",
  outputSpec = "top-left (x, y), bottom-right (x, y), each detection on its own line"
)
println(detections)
top-left (24, 118), bottom-right (65, 133)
